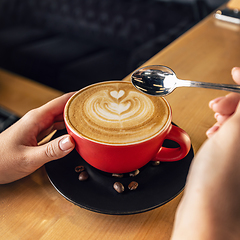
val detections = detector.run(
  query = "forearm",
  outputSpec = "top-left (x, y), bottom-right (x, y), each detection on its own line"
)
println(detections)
top-left (171, 132), bottom-right (240, 240)
top-left (171, 187), bottom-right (239, 240)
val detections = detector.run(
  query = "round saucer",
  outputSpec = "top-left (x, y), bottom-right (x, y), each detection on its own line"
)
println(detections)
top-left (45, 129), bottom-right (194, 215)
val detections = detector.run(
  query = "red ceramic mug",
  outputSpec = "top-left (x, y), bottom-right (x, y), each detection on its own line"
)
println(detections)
top-left (64, 81), bottom-right (191, 173)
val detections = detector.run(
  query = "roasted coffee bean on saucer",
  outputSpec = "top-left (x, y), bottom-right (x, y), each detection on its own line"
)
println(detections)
top-left (78, 171), bottom-right (89, 181)
top-left (113, 182), bottom-right (124, 193)
top-left (152, 161), bottom-right (161, 166)
top-left (112, 173), bottom-right (124, 178)
top-left (129, 169), bottom-right (140, 177)
top-left (75, 165), bottom-right (85, 173)
top-left (128, 181), bottom-right (138, 191)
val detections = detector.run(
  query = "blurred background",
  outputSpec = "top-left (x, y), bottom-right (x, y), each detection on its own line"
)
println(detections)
top-left (0, 0), bottom-right (227, 92)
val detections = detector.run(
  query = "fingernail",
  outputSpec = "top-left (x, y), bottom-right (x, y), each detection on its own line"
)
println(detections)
top-left (59, 136), bottom-right (74, 151)
top-left (232, 67), bottom-right (238, 74)
top-left (206, 125), bottom-right (219, 137)
top-left (206, 128), bottom-right (213, 138)
top-left (214, 112), bottom-right (220, 120)
top-left (209, 100), bottom-right (215, 109)
top-left (209, 97), bottom-right (224, 109)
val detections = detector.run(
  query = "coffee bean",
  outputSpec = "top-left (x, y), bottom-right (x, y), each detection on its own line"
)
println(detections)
top-left (78, 171), bottom-right (89, 181)
top-left (113, 182), bottom-right (124, 193)
top-left (152, 161), bottom-right (161, 166)
top-left (129, 169), bottom-right (139, 177)
top-left (75, 165), bottom-right (85, 173)
top-left (128, 181), bottom-right (138, 191)
top-left (112, 173), bottom-right (124, 178)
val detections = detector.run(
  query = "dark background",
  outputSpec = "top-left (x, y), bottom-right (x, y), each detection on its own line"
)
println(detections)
top-left (0, 0), bottom-right (227, 92)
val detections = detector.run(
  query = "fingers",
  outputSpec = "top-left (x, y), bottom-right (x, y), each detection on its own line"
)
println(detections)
top-left (207, 94), bottom-right (240, 137)
top-left (208, 67), bottom-right (240, 116)
top-left (43, 135), bottom-right (75, 161)
top-left (207, 96), bottom-right (240, 138)
top-left (206, 113), bottom-right (230, 137)
top-left (23, 92), bottom-right (74, 138)
top-left (26, 135), bottom-right (75, 169)
top-left (209, 93), bottom-right (240, 115)
top-left (38, 92), bottom-right (75, 117)
top-left (206, 123), bottom-right (220, 138)
top-left (207, 67), bottom-right (240, 138)
top-left (208, 96), bottom-right (224, 109)
top-left (36, 121), bottom-right (66, 142)
top-left (214, 112), bottom-right (230, 125)
top-left (29, 92), bottom-right (75, 132)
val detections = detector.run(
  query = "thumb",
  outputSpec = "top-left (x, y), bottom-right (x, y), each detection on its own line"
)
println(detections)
top-left (32, 135), bottom-right (75, 165)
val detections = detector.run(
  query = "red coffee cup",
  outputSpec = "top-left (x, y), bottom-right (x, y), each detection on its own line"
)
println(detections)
top-left (64, 81), bottom-right (191, 173)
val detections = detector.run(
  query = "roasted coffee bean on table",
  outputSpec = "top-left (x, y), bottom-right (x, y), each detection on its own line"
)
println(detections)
top-left (113, 182), bottom-right (124, 193)
top-left (78, 171), bottom-right (89, 181)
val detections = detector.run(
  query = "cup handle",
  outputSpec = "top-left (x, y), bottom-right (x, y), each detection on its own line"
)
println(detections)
top-left (152, 125), bottom-right (191, 162)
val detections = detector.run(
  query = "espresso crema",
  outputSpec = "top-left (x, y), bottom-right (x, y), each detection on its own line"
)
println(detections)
top-left (65, 81), bottom-right (170, 144)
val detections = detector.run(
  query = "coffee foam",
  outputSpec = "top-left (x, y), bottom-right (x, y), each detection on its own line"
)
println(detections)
top-left (66, 81), bottom-right (170, 144)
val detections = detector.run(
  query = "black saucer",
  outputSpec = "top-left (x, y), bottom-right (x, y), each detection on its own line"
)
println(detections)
top-left (45, 129), bottom-right (194, 215)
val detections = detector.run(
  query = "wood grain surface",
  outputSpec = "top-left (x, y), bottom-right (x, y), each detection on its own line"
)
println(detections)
top-left (1, 1), bottom-right (240, 239)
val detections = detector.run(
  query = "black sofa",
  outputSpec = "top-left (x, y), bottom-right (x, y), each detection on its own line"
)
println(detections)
top-left (0, 0), bottom-right (226, 92)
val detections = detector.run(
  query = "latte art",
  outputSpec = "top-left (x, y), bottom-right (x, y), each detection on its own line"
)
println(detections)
top-left (66, 81), bottom-right (170, 144)
top-left (86, 89), bottom-right (153, 124)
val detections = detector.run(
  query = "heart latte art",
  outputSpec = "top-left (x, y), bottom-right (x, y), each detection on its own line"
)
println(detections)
top-left (66, 81), bottom-right (170, 144)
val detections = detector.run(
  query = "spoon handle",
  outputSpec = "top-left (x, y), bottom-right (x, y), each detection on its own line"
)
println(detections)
top-left (178, 79), bottom-right (240, 93)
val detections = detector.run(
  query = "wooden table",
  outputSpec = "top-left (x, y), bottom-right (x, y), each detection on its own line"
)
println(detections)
top-left (1, 3), bottom-right (240, 239)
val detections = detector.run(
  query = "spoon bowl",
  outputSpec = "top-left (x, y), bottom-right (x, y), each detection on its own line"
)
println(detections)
top-left (131, 65), bottom-right (240, 97)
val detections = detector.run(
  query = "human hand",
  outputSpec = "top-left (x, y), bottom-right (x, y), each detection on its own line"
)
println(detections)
top-left (0, 92), bottom-right (75, 184)
top-left (171, 97), bottom-right (240, 239)
top-left (206, 67), bottom-right (240, 137)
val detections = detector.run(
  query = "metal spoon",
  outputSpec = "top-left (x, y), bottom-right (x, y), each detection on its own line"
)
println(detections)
top-left (131, 65), bottom-right (240, 97)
